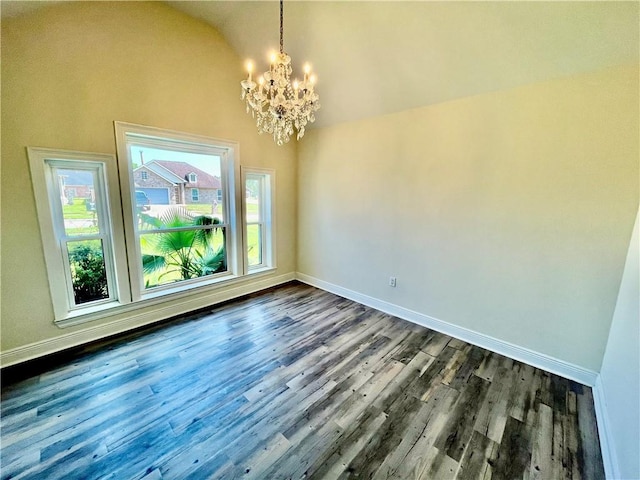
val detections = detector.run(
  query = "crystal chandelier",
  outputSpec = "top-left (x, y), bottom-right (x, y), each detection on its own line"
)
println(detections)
top-left (241, 0), bottom-right (320, 146)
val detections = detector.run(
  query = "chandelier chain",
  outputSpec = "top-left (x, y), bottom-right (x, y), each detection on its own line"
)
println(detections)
top-left (279, 0), bottom-right (284, 54)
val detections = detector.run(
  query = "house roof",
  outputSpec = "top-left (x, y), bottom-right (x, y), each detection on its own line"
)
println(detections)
top-left (152, 160), bottom-right (221, 189)
top-left (135, 160), bottom-right (221, 189)
top-left (139, 162), bottom-right (183, 185)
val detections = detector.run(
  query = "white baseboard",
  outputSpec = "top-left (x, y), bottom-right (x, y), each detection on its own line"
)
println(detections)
top-left (296, 272), bottom-right (599, 387)
top-left (593, 376), bottom-right (621, 480)
top-left (1, 273), bottom-right (295, 368)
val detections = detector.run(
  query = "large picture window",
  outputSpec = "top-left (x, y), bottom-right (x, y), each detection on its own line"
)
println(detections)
top-left (115, 122), bottom-right (241, 301)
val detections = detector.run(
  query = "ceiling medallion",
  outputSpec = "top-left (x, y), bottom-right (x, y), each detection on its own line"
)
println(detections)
top-left (241, 0), bottom-right (320, 146)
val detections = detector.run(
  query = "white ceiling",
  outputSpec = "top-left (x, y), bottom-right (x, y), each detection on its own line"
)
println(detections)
top-left (3, 1), bottom-right (638, 128)
top-left (167, 1), bottom-right (639, 128)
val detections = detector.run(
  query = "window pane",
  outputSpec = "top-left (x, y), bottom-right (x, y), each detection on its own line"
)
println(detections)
top-left (130, 147), bottom-right (224, 223)
top-left (140, 226), bottom-right (227, 289)
top-left (57, 168), bottom-right (100, 236)
top-left (247, 224), bottom-right (262, 267)
top-left (67, 239), bottom-right (109, 305)
top-left (246, 177), bottom-right (261, 223)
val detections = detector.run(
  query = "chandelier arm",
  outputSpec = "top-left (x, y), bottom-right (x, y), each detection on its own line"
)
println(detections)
top-left (280, 0), bottom-right (284, 54)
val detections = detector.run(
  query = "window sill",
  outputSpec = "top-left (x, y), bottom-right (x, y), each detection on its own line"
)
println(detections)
top-left (54, 268), bottom-right (277, 328)
top-left (247, 265), bottom-right (276, 276)
top-left (139, 272), bottom-right (241, 302)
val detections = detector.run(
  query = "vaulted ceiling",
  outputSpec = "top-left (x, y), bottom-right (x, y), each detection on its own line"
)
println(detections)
top-left (3, 1), bottom-right (638, 128)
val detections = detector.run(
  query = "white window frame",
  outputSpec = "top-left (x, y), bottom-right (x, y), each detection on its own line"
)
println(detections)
top-left (141, 170), bottom-right (148, 180)
top-left (28, 127), bottom-right (261, 327)
top-left (114, 122), bottom-right (243, 301)
top-left (242, 167), bottom-right (276, 274)
top-left (27, 147), bottom-right (131, 321)
top-left (188, 173), bottom-right (197, 183)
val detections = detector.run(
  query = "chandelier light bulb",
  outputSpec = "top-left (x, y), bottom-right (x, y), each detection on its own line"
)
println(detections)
top-left (240, 0), bottom-right (320, 145)
top-left (246, 60), bottom-right (254, 81)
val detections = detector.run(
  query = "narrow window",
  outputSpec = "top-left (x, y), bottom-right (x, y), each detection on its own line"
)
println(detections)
top-left (28, 148), bottom-right (128, 320)
top-left (243, 167), bottom-right (275, 272)
top-left (141, 170), bottom-right (148, 180)
top-left (191, 188), bottom-right (199, 202)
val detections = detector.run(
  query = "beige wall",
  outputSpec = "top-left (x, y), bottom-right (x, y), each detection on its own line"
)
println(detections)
top-left (1, 2), bottom-right (297, 356)
top-left (298, 65), bottom-right (639, 372)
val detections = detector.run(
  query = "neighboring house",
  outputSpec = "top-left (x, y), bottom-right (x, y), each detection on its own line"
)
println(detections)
top-left (59, 170), bottom-right (94, 204)
top-left (64, 184), bottom-right (92, 199)
top-left (133, 160), bottom-right (222, 206)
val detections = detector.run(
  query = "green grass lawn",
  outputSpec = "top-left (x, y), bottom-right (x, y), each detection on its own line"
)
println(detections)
top-left (183, 204), bottom-right (216, 216)
top-left (62, 198), bottom-right (95, 219)
top-left (66, 226), bottom-right (99, 236)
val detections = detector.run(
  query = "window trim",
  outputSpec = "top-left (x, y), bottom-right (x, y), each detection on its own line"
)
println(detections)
top-left (114, 122), bottom-right (243, 302)
top-left (191, 187), bottom-right (199, 202)
top-left (241, 166), bottom-right (276, 274)
top-left (27, 147), bottom-right (131, 321)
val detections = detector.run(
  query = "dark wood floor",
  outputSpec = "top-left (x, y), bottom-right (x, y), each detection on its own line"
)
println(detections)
top-left (1, 282), bottom-right (604, 479)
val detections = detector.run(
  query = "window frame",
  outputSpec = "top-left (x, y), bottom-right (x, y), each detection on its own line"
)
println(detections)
top-left (27, 147), bottom-right (131, 321)
top-left (191, 188), bottom-right (199, 202)
top-left (241, 166), bottom-right (276, 274)
top-left (114, 122), bottom-right (243, 301)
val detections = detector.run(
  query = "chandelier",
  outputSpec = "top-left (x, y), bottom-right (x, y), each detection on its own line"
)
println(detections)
top-left (241, 0), bottom-right (320, 146)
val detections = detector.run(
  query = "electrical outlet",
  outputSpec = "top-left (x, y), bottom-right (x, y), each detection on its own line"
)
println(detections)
top-left (389, 276), bottom-right (397, 287)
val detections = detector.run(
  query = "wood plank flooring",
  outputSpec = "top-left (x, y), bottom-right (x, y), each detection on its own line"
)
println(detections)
top-left (0, 282), bottom-right (605, 479)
